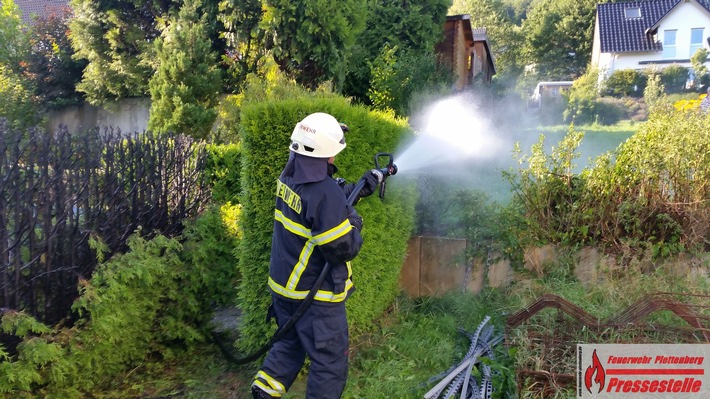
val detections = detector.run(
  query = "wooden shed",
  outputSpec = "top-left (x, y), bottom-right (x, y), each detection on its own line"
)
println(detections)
top-left (436, 14), bottom-right (496, 91)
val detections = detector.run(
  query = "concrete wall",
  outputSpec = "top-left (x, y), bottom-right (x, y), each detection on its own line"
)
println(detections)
top-left (47, 98), bottom-right (151, 134)
top-left (399, 237), bottom-right (709, 297)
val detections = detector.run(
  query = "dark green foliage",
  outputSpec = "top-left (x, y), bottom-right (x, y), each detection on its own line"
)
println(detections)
top-left (148, 0), bottom-right (222, 139)
top-left (218, 0), bottom-right (267, 92)
top-left (0, 213), bottom-right (241, 397)
top-left (368, 45), bottom-right (453, 116)
top-left (69, 0), bottom-right (167, 102)
top-left (343, 0), bottom-right (450, 107)
top-left (563, 67), bottom-right (599, 124)
top-left (236, 97), bottom-right (416, 353)
top-left (521, 0), bottom-right (597, 80)
top-left (180, 204), bottom-right (242, 310)
top-left (592, 97), bottom-right (626, 125)
top-left (603, 69), bottom-right (646, 98)
top-left (69, 0), bottom-right (226, 104)
top-left (24, 9), bottom-right (86, 108)
top-left (205, 143), bottom-right (242, 204)
top-left (660, 65), bottom-right (689, 94)
top-left (0, 66), bottom-right (42, 130)
top-left (263, 0), bottom-right (367, 89)
top-left (504, 127), bottom-right (588, 253)
top-left (346, 292), bottom-right (517, 398)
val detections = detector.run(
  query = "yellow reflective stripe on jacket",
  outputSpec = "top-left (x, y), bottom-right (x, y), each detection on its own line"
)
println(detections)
top-left (274, 210), bottom-right (310, 238)
top-left (253, 370), bottom-right (285, 397)
top-left (312, 218), bottom-right (352, 245)
top-left (286, 239), bottom-right (316, 290)
top-left (268, 276), bottom-right (354, 303)
top-left (276, 212), bottom-right (353, 292)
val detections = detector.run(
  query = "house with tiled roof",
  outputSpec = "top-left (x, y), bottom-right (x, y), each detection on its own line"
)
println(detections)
top-left (15, 0), bottom-right (69, 25)
top-left (591, 0), bottom-right (710, 78)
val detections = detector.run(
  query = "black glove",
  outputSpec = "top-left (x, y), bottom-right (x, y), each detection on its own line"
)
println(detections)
top-left (358, 170), bottom-right (380, 199)
top-left (348, 207), bottom-right (363, 231)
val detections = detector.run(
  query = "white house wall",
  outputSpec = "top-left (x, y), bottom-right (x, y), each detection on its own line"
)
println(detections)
top-left (597, 0), bottom-right (710, 78)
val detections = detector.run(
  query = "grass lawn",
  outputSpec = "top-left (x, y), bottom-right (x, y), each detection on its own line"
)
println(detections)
top-left (96, 262), bottom-right (710, 399)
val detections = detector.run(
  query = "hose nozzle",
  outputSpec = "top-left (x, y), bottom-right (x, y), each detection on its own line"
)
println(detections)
top-left (374, 152), bottom-right (397, 199)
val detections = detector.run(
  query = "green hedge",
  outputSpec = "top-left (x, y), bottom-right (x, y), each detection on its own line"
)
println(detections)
top-left (237, 97), bottom-right (416, 353)
top-left (205, 143), bottom-right (242, 204)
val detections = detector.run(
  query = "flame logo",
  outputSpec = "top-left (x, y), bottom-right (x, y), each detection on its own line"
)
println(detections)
top-left (585, 349), bottom-right (606, 394)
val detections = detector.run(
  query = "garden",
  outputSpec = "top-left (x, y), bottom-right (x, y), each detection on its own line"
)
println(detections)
top-left (2, 0), bottom-right (710, 398)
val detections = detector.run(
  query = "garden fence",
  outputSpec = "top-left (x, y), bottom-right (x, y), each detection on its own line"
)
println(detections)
top-left (0, 120), bottom-right (209, 325)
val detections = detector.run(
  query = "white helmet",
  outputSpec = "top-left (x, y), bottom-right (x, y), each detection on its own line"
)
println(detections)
top-left (290, 112), bottom-right (346, 158)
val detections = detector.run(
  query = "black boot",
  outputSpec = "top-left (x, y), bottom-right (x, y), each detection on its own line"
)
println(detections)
top-left (252, 385), bottom-right (275, 399)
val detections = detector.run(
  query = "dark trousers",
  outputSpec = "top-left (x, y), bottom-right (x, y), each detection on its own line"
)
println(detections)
top-left (255, 296), bottom-right (349, 398)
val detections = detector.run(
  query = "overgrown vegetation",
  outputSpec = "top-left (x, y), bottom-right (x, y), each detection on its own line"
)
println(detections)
top-left (0, 211), bottom-right (240, 397)
top-left (504, 105), bottom-right (710, 261)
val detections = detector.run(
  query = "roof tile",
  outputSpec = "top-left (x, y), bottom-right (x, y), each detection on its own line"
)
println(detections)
top-left (598, 0), bottom-right (710, 53)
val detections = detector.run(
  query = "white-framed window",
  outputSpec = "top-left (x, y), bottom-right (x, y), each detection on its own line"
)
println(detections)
top-left (690, 28), bottom-right (704, 56)
top-left (663, 30), bottom-right (677, 58)
top-left (624, 7), bottom-right (641, 18)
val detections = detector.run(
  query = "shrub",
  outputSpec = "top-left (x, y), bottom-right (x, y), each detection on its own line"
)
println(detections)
top-left (0, 207), bottom-right (241, 397)
top-left (563, 68), bottom-right (599, 124)
top-left (237, 97), bottom-right (416, 354)
top-left (147, 1), bottom-right (222, 139)
top-left (593, 97), bottom-right (626, 125)
top-left (505, 106), bottom-right (710, 260)
top-left (205, 143), bottom-right (242, 204)
top-left (660, 65), bottom-right (689, 94)
top-left (603, 69), bottom-right (646, 97)
top-left (0, 65), bottom-right (41, 130)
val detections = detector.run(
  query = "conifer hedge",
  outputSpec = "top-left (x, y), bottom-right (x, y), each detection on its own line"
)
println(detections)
top-left (237, 97), bottom-right (416, 353)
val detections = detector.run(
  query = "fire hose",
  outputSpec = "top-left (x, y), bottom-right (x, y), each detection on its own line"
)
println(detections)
top-left (423, 316), bottom-right (504, 399)
top-left (213, 153), bottom-right (397, 364)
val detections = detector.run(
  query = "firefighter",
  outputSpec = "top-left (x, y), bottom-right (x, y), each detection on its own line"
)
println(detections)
top-left (252, 112), bottom-right (379, 399)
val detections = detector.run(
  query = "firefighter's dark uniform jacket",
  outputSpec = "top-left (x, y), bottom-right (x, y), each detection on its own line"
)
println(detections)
top-left (267, 152), bottom-right (362, 303)
top-left (253, 152), bottom-right (362, 399)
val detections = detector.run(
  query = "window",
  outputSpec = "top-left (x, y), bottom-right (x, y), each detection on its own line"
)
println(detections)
top-left (625, 7), bottom-right (641, 18)
top-left (691, 28), bottom-right (704, 56)
top-left (663, 30), bottom-right (677, 58)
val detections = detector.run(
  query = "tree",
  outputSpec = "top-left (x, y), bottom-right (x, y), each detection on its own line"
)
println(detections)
top-left (367, 44), bottom-right (452, 115)
top-left (690, 48), bottom-right (709, 90)
top-left (644, 69), bottom-right (665, 109)
top-left (218, 0), bottom-right (267, 92)
top-left (521, 0), bottom-right (598, 81)
top-left (262, 0), bottom-right (367, 89)
top-left (343, 0), bottom-right (450, 108)
top-left (24, 8), bottom-right (86, 107)
top-left (563, 67), bottom-right (600, 124)
top-left (0, 0), bottom-right (29, 72)
top-left (449, 0), bottom-right (524, 81)
top-left (147, 0), bottom-right (222, 139)
top-left (0, 65), bottom-right (41, 129)
top-left (70, 0), bottom-right (225, 104)
top-left (660, 65), bottom-right (689, 94)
